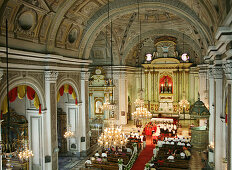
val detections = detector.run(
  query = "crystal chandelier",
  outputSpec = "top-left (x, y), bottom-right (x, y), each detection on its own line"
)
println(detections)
top-left (101, 99), bottom-right (115, 111)
top-left (18, 147), bottom-right (34, 161)
top-left (98, 127), bottom-right (127, 148)
top-left (132, 106), bottom-right (152, 118)
top-left (64, 126), bottom-right (74, 138)
top-left (179, 99), bottom-right (190, 108)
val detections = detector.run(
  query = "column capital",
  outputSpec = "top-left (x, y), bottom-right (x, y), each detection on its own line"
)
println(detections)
top-left (212, 66), bottom-right (223, 79)
top-left (113, 71), bottom-right (127, 80)
top-left (44, 70), bottom-right (58, 82)
top-left (223, 60), bottom-right (232, 80)
top-left (81, 71), bottom-right (90, 81)
top-left (208, 68), bottom-right (214, 79)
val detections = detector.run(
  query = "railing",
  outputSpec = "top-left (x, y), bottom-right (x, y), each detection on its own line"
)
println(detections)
top-left (119, 143), bottom-right (138, 170)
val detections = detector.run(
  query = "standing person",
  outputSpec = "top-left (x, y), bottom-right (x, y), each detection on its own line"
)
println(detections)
top-left (143, 135), bottom-right (146, 148)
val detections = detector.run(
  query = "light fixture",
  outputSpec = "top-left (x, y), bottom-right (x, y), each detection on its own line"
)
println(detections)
top-left (179, 99), bottom-right (190, 108)
top-left (101, 0), bottom-right (115, 114)
top-left (181, 33), bottom-right (189, 62)
top-left (64, 125), bottom-right (74, 138)
top-left (98, 127), bottom-right (127, 148)
top-left (132, 0), bottom-right (152, 120)
top-left (146, 53), bottom-right (152, 61)
top-left (181, 53), bottom-right (189, 62)
top-left (18, 140), bottom-right (34, 161)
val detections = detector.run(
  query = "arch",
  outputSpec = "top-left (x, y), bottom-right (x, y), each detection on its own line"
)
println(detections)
top-left (0, 75), bottom-right (46, 111)
top-left (122, 29), bottom-right (202, 65)
top-left (78, 0), bottom-right (213, 59)
top-left (56, 78), bottom-right (80, 102)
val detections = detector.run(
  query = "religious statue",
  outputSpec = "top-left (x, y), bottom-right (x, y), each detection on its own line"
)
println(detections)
top-left (160, 76), bottom-right (172, 94)
top-left (96, 100), bottom-right (103, 113)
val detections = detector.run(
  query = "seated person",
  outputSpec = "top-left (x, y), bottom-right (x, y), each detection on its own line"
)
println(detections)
top-left (102, 152), bottom-right (107, 157)
top-left (181, 142), bottom-right (186, 146)
top-left (170, 141), bottom-right (174, 145)
top-left (85, 159), bottom-right (92, 165)
top-left (90, 155), bottom-right (96, 161)
top-left (184, 149), bottom-right (191, 160)
top-left (167, 155), bottom-right (175, 162)
top-left (177, 141), bottom-right (182, 145)
top-left (187, 143), bottom-right (191, 147)
top-left (180, 152), bottom-right (186, 159)
top-left (96, 157), bottom-right (102, 162)
top-left (157, 140), bottom-right (163, 147)
top-left (126, 147), bottom-right (132, 154)
top-left (95, 151), bottom-right (100, 157)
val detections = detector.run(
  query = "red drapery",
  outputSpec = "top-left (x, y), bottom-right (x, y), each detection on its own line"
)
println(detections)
top-left (8, 87), bottom-right (18, 103)
top-left (27, 86), bottom-right (35, 100)
top-left (68, 85), bottom-right (73, 94)
top-left (59, 86), bottom-right (64, 96)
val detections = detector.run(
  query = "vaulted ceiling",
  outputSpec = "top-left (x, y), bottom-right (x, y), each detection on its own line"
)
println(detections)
top-left (0, 0), bottom-right (229, 65)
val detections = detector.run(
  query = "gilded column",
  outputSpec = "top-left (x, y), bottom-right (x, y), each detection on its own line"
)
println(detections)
top-left (185, 69), bottom-right (189, 100)
top-left (179, 69), bottom-right (182, 100)
top-left (173, 71), bottom-right (176, 102)
top-left (151, 69), bottom-right (154, 101)
top-left (155, 71), bottom-right (159, 102)
top-left (148, 69), bottom-right (151, 101)
top-left (145, 69), bottom-right (149, 101)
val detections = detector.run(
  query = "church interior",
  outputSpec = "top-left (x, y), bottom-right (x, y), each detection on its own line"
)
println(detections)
top-left (0, 0), bottom-right (232, 169)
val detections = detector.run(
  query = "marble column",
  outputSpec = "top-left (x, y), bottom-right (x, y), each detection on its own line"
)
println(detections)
top-left (0, 70), bottom-right (2, 169)
top-left (212, 66), bottom-right (223, 170)
top-left (80, 72), bottom-right (90, 155)
top-left (208, 67), bottom-right (215, 163)
top-left (44, 71), bottom-right (58, 170)
top-left (224, 61), bottom-right (232, 170)
top-left (145, 69), bottom-right (149, 101)
top-left (114, 71), bottom-right (128, 125)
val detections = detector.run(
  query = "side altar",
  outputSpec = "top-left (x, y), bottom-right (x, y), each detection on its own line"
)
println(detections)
top-left (141, 37), bottom-right (197, 117)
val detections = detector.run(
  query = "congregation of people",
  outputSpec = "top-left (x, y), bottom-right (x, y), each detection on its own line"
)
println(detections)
top-left (85, 146), bottom-right (133, 169)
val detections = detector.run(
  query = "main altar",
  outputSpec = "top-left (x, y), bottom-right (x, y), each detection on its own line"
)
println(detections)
top-left (142, 36), bottom-right (194, 117)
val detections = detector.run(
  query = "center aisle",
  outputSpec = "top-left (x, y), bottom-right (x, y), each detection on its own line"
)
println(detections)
top-left (131, 136), bottom-right (155, 170)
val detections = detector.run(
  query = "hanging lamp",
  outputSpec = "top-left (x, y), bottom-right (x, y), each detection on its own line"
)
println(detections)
top-left (181, 33), bottom-right (189, 62)
top-left (132, 0), bottom-right (152, 120)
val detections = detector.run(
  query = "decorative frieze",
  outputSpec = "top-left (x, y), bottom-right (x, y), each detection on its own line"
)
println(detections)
top-left (208, 68), bottom-right (214, 79)
top-left (223, 61), bottom-right (232, 80)
top-left (44, 71), bottom-right (58, 82)
top-left (81, 72), bottom-right (90, 81)
top-left (212, 66), bottom-right (223, 79)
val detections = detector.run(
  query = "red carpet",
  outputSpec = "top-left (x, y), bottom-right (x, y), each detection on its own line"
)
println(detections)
top-left (131, 136), bottom-right (155, 170)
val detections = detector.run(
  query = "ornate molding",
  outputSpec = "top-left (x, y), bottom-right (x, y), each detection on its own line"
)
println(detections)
top-left (81, 72), bottom-right (90, 81)
top-left (223, 61), bottom-right (232, 80)
top-left (0, 69), bottom-right (3, 81)
top-left (212, 66), bottom-right (223, 79)
top-left (44, 71), bottom-right (58, 82)
top-left (208, 68), bottom-right (214, 79)
top-left (113, 71), bottom-right (127, 80)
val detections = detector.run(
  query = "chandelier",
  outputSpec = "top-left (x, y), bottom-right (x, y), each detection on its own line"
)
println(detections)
top-left (101, 99), bottom-right (115, 111)
top-left (132, 106), bottom-right (152, 118)
top-left (179, 99), bottom-right (190, 108)
top-left (98, 127), bottom-right (127, 148)
top-left (64, 126), bottom-right (74, 138)
top-left (18, 146), bottom-right (34, 161)
top-left (134, 98), bottom-right (144, 107)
